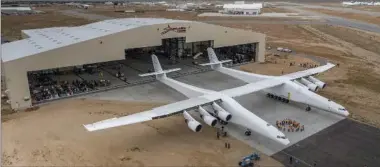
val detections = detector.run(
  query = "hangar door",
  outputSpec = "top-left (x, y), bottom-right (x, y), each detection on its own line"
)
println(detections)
top-left (214, 43), bottom-right (256, 64)
top-left (161, 37), bottom-right (214, 63)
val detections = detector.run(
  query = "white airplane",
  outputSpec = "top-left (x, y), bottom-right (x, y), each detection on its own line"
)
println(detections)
top-left (202, 48), bottom-right (349, 117)
top-left (84, 55), bottom-right (291, 145)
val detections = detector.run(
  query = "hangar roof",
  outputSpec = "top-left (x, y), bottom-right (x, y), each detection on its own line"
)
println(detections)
top-left (2, 18), bottom-right (191, 62)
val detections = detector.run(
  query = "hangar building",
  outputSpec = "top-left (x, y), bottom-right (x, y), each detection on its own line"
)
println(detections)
top-left (2, 18), bottom-right (266, 110)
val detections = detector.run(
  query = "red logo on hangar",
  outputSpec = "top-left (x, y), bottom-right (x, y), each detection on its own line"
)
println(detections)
top-left (161, 25), bottom-right (187, 35)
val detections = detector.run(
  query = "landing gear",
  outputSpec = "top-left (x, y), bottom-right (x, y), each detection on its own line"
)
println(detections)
top-left (245, 130), bottom-right (251, 136)
top-left (267, 93), bottom-right (290, 104)
top-left (220, 120), bottom-right (228, 125)
top-left (306, 106), bottom-right (311, 111)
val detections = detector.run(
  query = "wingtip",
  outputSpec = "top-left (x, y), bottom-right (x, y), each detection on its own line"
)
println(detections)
top-left (83, 124), bottom-right (94, 132)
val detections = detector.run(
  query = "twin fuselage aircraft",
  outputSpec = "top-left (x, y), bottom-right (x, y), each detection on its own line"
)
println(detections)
top-left (84, 47), bottom-right (349, 146)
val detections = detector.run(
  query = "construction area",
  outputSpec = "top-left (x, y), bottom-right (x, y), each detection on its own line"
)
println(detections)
top-left (2, 1), bottom-right (380, 167)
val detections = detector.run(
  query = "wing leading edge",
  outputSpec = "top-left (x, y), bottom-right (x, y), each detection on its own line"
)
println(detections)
top-left (221, 78), bottom-right (285, 98)
top-left (84, 96), bottom-right (221, 132)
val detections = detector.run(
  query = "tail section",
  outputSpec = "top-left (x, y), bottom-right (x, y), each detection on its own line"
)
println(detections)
top-left (199, 47), bottom-right (232, 69)
top-left (152, 54), bottom-right (163, 72)
top-left (139, 54), bottom-right (181, 80)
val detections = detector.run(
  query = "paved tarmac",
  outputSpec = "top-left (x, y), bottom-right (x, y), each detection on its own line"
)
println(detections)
top-left (61, 9), bottom-right (113, 21)
top-left (282, 2), bottom-right (380, 17)
top-left (280, 5), bottom-right (380, 34)
top-left (272, 119), bottom-right (380, 167)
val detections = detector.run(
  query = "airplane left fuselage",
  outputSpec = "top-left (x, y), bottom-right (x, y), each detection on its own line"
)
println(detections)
top-left (160, 77), bottom-right (290, 145)
top-left (200, 92), bottom-right (290, 145)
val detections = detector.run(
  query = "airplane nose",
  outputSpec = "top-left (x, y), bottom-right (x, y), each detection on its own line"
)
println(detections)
top-left (336, 109), bottom-right (349, 117)
top-left (282, 138), bottom-right (290, 145)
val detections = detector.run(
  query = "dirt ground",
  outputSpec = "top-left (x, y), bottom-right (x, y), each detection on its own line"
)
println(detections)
top-left (1, 98), bottom-right (283, 166)
top-left (240, 53), bottom-right (320, 76)
top-left (304, 8), bottom-right (380, 26)
top-left (352, 6), bottom-right (380, 12)
top-left (1, 10), bottom-right (91, 41)
top-left (261, 7), bottom-right (294, 13)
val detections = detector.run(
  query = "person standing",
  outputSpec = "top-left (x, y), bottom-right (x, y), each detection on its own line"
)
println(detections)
top-left (294, 159), bottom-right (299, 167)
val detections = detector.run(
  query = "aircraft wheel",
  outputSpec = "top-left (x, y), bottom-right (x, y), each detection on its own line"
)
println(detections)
top-left (266, 93), bottom-right (270, 97)
top-left (270, 94), bottom-right (274, 98)
top-left (306, 106), bottom-right (311, 111)
top-left (286, 99), bottom-right (290, 103)
top-left (245, 130), bottom-right (251, 136)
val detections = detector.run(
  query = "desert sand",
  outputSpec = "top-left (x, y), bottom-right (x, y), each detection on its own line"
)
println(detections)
top-left (2, 98), bottom-right (283, 166)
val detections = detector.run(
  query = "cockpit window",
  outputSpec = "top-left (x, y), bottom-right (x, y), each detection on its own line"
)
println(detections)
top-left (277, 135), bottom-right (287, 139)
top-left (338, 108), bottom-right (346, 111)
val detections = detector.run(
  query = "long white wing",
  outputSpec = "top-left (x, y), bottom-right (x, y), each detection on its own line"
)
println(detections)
top-left (221, 78), bottom-right (285, 97)
top-left (220, 63), bottom-right (336, 98)
top-left (83, 96), bottom-right (221, 132)
top-left (283, 63), bottom-right (336, 80)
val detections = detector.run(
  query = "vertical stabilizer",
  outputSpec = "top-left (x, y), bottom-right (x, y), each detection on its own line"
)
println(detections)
top-left (138, 54), bottom-right (181, 80)
top-left (199, 47), bottom-right (232, 68)
top-left (152, 54), bottom-right (163, 73)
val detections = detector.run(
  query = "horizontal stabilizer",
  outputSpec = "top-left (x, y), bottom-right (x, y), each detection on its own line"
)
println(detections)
top-left (199, 60), bottom-right (232, 66)
top-left (139, 68), bottom-right (181, 77)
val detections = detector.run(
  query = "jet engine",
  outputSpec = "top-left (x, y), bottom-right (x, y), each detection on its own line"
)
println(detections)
top-left (212, 103), bottom-right (232, 122)
top-left (307, 76), bottom-right (326, 89)
top-left (198, 106), bottom-right (218, 127)
top-left (300, 78), bottom-right (319, 92)
top-left (293, 80), bottom-right (311, 90)
top-left (183, 111), bottom-right (202, 132)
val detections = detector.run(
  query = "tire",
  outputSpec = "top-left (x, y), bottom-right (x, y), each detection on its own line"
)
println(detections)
top-left (306, 106), bottom-right (311, 111)
top-left (245, 131), bottom-right (251, 136)
top-left (266, 93), bottom-right (270, 97)
top-left (270, 94), bottom-right (274, 98)
top-left (286, 99), bottom-right (290, 103)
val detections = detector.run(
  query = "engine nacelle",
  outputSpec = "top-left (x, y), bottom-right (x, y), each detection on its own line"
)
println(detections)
top-left (212, 103), bottom-right (232, 122)
top-left (300, 78), bottom-right (319, 92)
top-left (293, 80), bottom-right (310, 90)
top-left (307, 76), bottom-right (326, 89)
top-left (198, 107), bottom-right (217, 127)
top-left (183, 111), bottom-right (202, 132)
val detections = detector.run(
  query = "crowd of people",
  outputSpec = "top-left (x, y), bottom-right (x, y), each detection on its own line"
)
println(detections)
top-left (276, 119), bottom-right (305, 132)
top-left (28, 67), bottom-right (112, 103)
top-left (298, 62), bottom-right (319, 69)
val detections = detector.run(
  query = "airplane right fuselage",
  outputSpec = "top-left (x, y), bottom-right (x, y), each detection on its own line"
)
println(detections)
top-left (262, 81), bottom-right (348, 116)
top-left (215, 67), bottom-right (348, 117)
